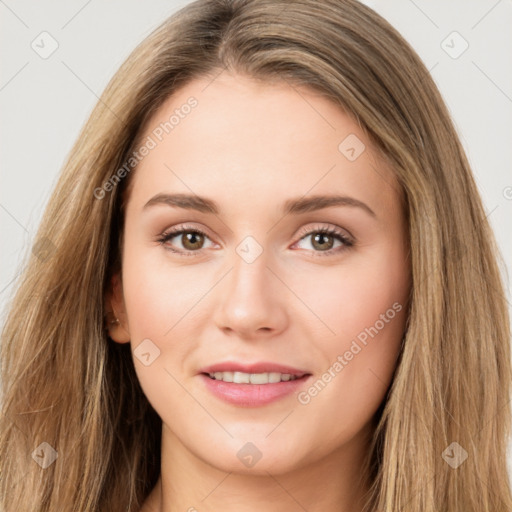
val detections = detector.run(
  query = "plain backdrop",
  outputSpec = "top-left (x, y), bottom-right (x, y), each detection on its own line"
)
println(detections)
top-left (1, 0), bottom-right (511, 477)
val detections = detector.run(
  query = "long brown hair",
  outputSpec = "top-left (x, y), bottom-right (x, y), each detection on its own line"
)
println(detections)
top-left (1, 1), bottom-right (511, 510)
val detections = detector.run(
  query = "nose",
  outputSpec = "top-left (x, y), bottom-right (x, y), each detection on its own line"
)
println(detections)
top-left (213, 248), bottom-right (288, 339)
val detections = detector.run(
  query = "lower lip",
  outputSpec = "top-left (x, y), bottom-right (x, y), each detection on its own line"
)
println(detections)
top-left (199, 374), bottom-right (312, 407)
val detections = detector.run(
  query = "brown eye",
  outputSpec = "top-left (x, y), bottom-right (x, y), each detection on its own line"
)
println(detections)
top-left (293, 225), bottom-right (354, 257)
top-left (180, 231), bottom-right (205, 251)
top-left (311, 232), bottom-right (335, 251)
top-left (157, 225), bottom-right (215, 257)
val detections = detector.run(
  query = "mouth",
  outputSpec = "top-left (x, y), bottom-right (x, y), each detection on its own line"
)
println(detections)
top-left (198, 361), bottom-right (310, 378)
top-left (202, 371), bottom-right (309, 384)
top-left (197, 362), bottom-right (312, 407)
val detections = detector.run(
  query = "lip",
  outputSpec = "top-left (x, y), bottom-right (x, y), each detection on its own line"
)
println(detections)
top-left (198, 361), bottom-right (312, 407)
top-left (198, 361), bottom-right (310, 377)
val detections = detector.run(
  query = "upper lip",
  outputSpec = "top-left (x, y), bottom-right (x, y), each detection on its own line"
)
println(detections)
top-left (199, 361), bottom-right (311, 378)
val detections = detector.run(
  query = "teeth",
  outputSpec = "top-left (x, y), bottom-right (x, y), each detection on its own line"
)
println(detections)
top-left (208, 371), bottom-right (299, 384)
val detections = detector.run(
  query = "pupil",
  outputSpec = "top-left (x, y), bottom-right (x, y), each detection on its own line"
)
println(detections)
top-left (184, 232), bottom-right (203, 249)
top-left (313, 233), bottom-right (332, 250)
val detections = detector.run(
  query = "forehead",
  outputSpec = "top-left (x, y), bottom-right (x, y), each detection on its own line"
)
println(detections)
top-left (125, 72), bottom-right (400, 218)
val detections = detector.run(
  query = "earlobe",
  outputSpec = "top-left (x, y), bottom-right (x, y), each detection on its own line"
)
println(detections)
top-left (104, 273), bottom-right (131, 344)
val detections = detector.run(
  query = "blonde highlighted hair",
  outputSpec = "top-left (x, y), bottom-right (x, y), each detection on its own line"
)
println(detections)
top-left (1, 0), bottom-right (511, 510)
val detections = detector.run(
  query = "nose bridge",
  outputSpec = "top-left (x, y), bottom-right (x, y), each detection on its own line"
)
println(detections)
top-left (228, 238), bottom-right (271, 303)
top-left (213, 235), bottom-right (288, 336)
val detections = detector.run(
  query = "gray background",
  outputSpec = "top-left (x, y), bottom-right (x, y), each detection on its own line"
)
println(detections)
top-left (1, 0), bottom-right (511, 473)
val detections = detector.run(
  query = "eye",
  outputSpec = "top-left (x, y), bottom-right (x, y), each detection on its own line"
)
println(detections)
top-left (156, 224), bottom-right (216, 256)
top-left (292, 224), bottom-right (354, 257)
top-left (156, 223), bottom-right (354, 258)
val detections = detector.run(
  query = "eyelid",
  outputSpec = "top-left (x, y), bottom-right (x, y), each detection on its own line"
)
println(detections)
top-left (294, 222), bottom-right (354, 243)
top-left (158, 222), bottom-right (216, 240)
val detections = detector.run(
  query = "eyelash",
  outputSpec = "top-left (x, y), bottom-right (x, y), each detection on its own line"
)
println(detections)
top-left (156, 223), bottom-right (354, 258)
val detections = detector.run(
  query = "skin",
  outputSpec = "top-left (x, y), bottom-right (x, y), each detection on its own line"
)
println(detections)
top-left (106, 71), bottom-right (411, 512)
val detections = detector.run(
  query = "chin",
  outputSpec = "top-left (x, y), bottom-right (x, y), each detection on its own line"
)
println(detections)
top-left (194, 432), bottom-right (308, 475)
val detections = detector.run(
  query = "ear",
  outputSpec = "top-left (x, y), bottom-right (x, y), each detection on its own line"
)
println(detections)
top-left (104, 272), bottom-right (131, 344)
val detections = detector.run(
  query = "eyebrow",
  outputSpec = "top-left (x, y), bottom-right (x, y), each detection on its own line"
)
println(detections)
top-left (143, 193), bottom-right (376, 218)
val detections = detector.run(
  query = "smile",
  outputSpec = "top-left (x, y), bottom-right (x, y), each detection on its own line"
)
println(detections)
top-left (206, 371), bottom-right (301, 383)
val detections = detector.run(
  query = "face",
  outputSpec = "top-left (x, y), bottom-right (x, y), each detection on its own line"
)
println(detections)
top-left (107, 71), bottom-right (410, 475)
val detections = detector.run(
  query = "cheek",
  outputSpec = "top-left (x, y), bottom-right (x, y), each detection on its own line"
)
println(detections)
top-left (293, 247), bottom-right (408, 431)
top-left (121, 241), bottom-right (209, 340)
top-left (289, 247), bottom-right (409, 347)
top-left (121, 256), bottom-right (199, 427)
top-left (120, 246), bottom-right (205, 395)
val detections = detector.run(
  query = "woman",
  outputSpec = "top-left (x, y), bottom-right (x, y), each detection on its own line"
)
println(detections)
top-left (1, 0), bottom-right (510, 511)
